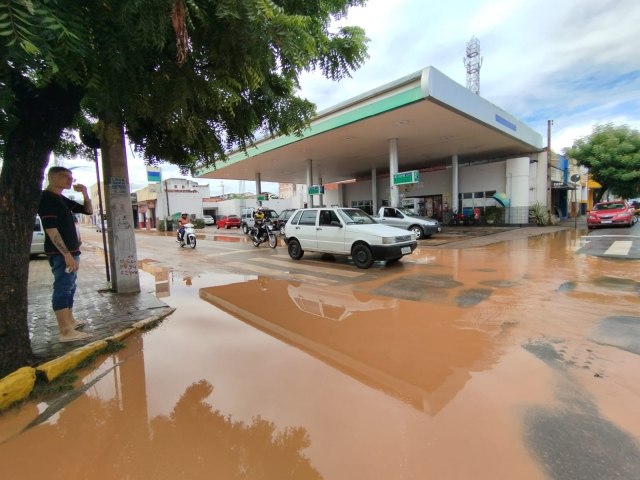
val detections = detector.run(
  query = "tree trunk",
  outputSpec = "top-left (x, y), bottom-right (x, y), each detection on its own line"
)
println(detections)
top-left (0, 75), bottom-right (83, 378)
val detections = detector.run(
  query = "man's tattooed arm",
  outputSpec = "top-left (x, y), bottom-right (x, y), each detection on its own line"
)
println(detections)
top-left (45, 228), bottom-right (70, 255)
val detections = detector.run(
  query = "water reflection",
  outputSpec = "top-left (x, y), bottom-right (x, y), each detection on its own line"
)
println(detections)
top-left (200, 278), bottom-right (498, 415)
top-left (0, 334), bottom-right (320, 480)
top-left (139, 259), bottom-right (171, 297)
top-left (287, 282), bottom-right (397, 321)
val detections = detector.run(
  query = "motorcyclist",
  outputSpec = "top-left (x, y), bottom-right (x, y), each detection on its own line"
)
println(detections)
top-left (253, 207), bottom-right (267, 239)
top-left (177, 213), bottom-right (189, 243)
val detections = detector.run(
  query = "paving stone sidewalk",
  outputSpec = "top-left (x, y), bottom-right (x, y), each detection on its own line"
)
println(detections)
top-left (28, 246), bottom-right (174, 363)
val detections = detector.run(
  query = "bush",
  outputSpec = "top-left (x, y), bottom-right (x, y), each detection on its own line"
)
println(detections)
top-left (194, 219), bottom-right (205, 229)
top-left (529, 202), bottom-right (550, 226)
top-left (158, 220), bottom-right (173, 232)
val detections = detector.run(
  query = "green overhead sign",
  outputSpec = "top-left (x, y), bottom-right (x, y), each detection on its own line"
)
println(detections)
top-left (393, 170), bottom-right (420, 186)
top-left (308, 185), bottom-right (325, 195)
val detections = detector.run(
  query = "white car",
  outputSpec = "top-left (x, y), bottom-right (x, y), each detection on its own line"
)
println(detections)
top-left (31, 215), bottom-right (45, 256)
top-left (284, 207), bottom-right (417, 269)
top-left (203, 215), bottom-right (215, 225)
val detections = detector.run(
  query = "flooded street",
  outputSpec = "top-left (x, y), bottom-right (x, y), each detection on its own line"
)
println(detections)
top-left (2, 228), bottom-right (639, 479)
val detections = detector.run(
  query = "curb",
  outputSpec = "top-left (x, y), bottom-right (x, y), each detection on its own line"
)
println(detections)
top-left (0, 308), bottom-right (175, 413)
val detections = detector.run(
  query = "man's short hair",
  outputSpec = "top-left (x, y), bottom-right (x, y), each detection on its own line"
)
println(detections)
top-left (48, 166), bottom-right (72, 178)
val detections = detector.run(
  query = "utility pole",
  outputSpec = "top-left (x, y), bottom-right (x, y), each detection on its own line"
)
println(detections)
top-left (547, 120), bottom-right (554, 215)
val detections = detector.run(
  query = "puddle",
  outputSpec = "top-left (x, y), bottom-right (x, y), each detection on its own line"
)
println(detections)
top-left (3, 229), bottom-right (640, 479)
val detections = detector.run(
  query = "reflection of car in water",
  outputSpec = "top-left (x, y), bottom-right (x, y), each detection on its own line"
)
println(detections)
top-left (287, 283), bottom-right (397, 321)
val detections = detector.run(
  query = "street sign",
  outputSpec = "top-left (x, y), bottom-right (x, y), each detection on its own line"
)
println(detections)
top-left (257, 193), bottom-right (269, 201)
top-left (308, 185), bottom-right (325, 195)
top-left (393, 170), bottom-right (420, 186)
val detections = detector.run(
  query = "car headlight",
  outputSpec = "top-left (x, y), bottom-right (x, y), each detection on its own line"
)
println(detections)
top-left (382, 235), bottom-right (413, 244)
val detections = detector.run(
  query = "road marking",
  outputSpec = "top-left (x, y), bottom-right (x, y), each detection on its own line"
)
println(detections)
top-left (252, 257), bottom-right (364, 277)
top-left (604, 241), bottom-right (632, 256)
top-left (205, 249), bottom-right (249, 257)
top-left (226, 262), bottom-right (336, 285)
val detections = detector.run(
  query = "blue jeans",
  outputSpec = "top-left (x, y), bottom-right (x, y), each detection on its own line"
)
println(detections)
top-left (48, 254), bottom-right (79, 311)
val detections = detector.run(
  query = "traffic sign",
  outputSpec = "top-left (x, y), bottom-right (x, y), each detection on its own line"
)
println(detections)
top-left (393, 170), bottom-right (420, 186)
top-left (308, 185), bottom-right (325, 195)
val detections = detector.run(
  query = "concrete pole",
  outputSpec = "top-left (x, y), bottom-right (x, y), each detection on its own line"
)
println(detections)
top-left (306, 159), bottom-right (313, 208)
top-left (451, 155), bottom-right (459, 213)
top-left (389, 139), bottom-right (399, 207)
top-left (547, 120), bottom-right (553, 214)
top-left (100, 118), bottom-right (140, 294)
top-left (371, 168), bottom-right (378, 213)
top-left (255, 172), bottom-right (261, 206)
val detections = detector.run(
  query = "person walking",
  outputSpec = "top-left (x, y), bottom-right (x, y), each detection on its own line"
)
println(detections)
top-left (38, 166), bottom-right (94, 342)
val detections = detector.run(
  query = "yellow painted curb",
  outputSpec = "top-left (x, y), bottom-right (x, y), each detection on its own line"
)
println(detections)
top-left (0, 367), bottom-right (36, 411)
top-left (132, 313), bottom-right (167, 330)
top-left (106, 328), bottom-right (136, 343)
top-left (37, 340), bottom-right (108, 382)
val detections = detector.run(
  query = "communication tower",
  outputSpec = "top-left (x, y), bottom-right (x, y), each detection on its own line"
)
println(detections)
top-left (463, 36), bottom-right (483, 95)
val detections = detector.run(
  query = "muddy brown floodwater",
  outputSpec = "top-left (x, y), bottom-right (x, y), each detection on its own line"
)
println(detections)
top-left (1, 230), bottom-right (639, 479)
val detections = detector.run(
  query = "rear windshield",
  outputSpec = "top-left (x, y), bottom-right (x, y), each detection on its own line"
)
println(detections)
top-left (594, 203), bottom-right (624, 211)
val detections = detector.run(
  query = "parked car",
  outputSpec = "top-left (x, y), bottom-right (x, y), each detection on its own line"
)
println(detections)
top-left (587, 201), bottom-right (635, 229)
top-left (203, 215), bottom-right (215, 225)
top-left (216, 214), bottom-right (241, 229)
top-left (284, 207), bottom-right (417, 269)
top-left (31, 214), bottom-right (45, 257)
top-left (274, 208), bottom-right (297, 234)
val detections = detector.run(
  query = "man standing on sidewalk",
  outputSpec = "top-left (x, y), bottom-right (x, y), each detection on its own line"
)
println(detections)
top-left (38, 167), bottom-right (93, 343)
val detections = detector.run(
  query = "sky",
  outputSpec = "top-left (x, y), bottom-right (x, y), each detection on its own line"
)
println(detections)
top-left (59, 0), bottom-right (640, 195)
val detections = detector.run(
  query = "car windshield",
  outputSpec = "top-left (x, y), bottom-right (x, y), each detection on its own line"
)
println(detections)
top-left (594, 203), bottom-right (624, 211)
top-left (228, 215), bottom-right (239, 219)
top-left (397, 207), bottom-right (420, 217)
top-left (338, 208), bottom-right (376, 224)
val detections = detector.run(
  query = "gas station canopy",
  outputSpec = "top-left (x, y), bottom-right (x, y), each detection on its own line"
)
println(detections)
top-left (196, 67), bottom-right (543, 184)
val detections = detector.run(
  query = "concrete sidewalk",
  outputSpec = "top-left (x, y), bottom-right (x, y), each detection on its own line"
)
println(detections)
top-left (27, 245), bottom-right (174, 362)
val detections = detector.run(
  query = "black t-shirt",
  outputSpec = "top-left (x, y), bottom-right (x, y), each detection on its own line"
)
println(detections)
top-left (38, 190), bottom-right (88, 255)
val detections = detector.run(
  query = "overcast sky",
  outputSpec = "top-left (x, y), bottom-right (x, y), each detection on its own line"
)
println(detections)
top-left (64, 0), bottom-right (640, 195)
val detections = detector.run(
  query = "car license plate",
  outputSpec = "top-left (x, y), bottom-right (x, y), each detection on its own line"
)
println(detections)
top-left (601, 220), bottom-right (612, 224)
top-left (401, 246), bottom-right (411, 254)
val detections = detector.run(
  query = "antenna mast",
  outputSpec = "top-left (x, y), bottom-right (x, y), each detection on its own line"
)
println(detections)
top-left (463, 36), bottom-right (483, 95)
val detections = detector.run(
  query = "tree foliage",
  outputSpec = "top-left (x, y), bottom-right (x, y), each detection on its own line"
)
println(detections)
top-left (0, 0), bottom-right (369, 377)
top-left (564, 124), bottom-right (640, 201)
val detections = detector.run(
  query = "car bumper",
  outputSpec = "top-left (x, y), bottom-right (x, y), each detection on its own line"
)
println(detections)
top-left (421, 225), bottom-right (441, 236)
top-left (370, 241), bottom-right (417, 260)
top-left (587, 218), bottom-right (632, 227)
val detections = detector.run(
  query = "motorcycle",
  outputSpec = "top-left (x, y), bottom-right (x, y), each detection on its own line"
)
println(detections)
top-left (177, 223), bottom-right (197, 248)
top-left (248, 221), bottom-right (277, 248)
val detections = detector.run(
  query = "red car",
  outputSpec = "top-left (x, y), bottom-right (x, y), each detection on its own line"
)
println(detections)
top-left (216, 215), bottom-right (241, 229)
top-left (587, 201), bottom-right (635, 229)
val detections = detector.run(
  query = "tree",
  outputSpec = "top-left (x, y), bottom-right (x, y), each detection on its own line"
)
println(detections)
top-left (564, 124), bottom-right (640, 202)
top-left (0, 0), bottom-right (368, 377)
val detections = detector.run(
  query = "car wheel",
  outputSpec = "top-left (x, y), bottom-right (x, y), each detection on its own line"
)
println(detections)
top-left (225, 225), bottom-right (229, 229)
top-left (409, 225), bottom-right (423, 239)
top-left (242, 224), bottom-right (248, 234)
top-left (352, 244), bottom-right (374, 269)
top-left (288, 239), bottom-right (304, 260)
top-left (216, 224), bottom-right (220, 229)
